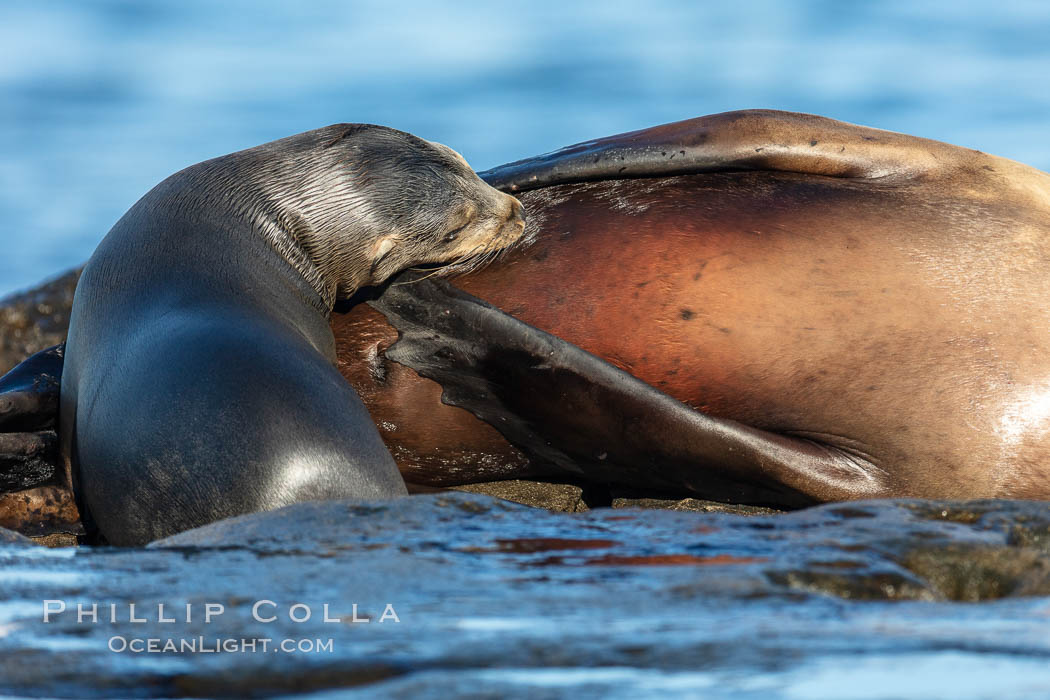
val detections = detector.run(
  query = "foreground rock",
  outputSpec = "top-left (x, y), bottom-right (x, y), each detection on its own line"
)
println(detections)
top-left (2, 493), bottom-right (1050, 697)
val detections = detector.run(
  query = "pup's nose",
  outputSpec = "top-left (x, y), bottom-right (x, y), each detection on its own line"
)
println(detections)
top-left (506, 196), bottom-right (526, 234)
top-left (500, 196), bottom-right (526, 241)
top-left (509, 197), bottom-right (525, 224)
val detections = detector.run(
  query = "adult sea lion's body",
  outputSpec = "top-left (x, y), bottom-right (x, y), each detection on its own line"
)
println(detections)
top-left (331, 110), bottom-right (1050, 504)
top-left (59, 125), bottom-right (525, 544)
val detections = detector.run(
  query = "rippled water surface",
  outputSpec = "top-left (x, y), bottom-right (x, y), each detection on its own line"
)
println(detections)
top-left (4, 495), bottom-right (1050, 698)
top-left (3, 0), bottom-right (1050, 297)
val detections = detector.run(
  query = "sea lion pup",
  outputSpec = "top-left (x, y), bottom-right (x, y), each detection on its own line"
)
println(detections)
top-left (58, 124), bottom-right (525, 545)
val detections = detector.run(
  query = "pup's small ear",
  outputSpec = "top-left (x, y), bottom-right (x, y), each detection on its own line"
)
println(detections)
top-left (372, 236), bottom-right (397, 262)
top-left (370, 235), bottom-right (398, 275)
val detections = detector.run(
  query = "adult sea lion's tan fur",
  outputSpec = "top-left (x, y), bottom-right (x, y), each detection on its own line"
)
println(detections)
top-left (332, 110), bottom-right (1050, 502)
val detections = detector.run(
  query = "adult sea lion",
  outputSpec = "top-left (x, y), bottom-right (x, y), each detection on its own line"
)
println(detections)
top-left (58, 124), bottom-right (525, 544)
top-left (3, 110), bottom-right (1050, 525)
top-left (329, 110), bottom-right (1050, 505)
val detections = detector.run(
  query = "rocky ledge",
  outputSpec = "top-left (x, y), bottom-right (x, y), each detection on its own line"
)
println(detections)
top-left (2, 493), bottom-right (1050, 697)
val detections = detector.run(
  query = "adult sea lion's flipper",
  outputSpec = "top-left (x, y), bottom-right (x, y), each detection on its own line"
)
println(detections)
top-left (479, 109), bottom-right (955, 193)
top-left (0, 344), bottom-right (64, 492)
top-left (372, 277), bottom-right (889, 508)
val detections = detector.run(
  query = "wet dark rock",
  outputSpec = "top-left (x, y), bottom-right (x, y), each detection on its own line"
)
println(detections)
top-left (900, 545), bottom-right (1050, 601)
top-left (28, 531), bottom-right (81, 548)
top-left (0, 486), bottom-right (84, 542)
top-left (452, 479), bottom-right (589, 512)
top-left (0, 431), bottom-right (59, 491)
top-left (0, 267), bottom-right (80, 374)
top-left (765, 567), bottom-right (936, 601)
top-left (447, 480), bottom-right (789, 517)
top-left (611, 495), bottom-right (782, 515)
top-left (3, 493), bottom-right (1050, 696)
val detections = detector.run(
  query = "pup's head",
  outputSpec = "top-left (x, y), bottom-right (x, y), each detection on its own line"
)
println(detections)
top-left (302, 125), bottom-right (525, 298)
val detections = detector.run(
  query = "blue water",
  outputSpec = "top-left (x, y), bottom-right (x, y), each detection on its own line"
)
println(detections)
top-left (3, 1), bottom-right (1050, 298)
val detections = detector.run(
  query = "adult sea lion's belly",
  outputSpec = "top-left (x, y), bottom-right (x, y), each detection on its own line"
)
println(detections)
top-left (333, 170), bottom-right (1050, 498)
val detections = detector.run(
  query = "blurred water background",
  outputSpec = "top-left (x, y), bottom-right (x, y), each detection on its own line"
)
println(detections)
top-left (2, 0), bottom-right (1049, 298)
